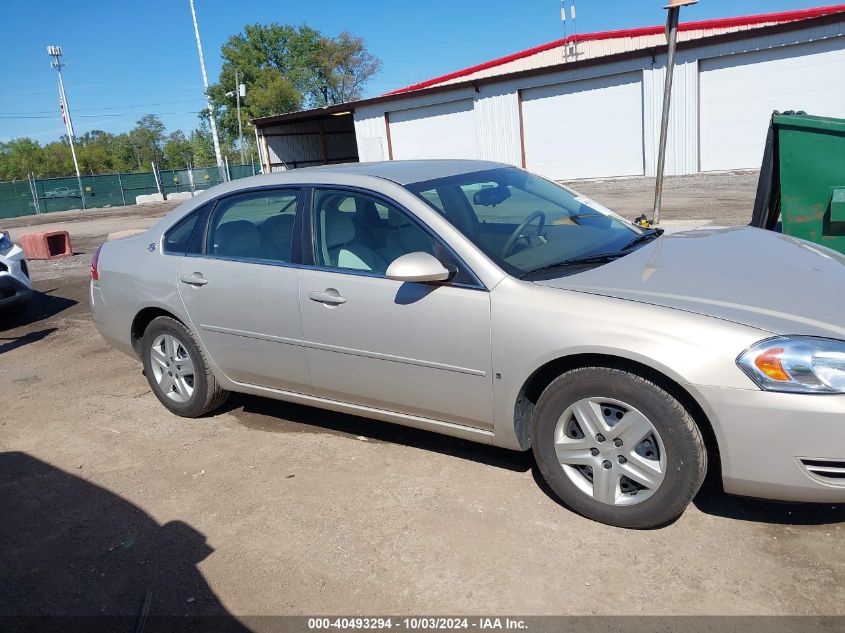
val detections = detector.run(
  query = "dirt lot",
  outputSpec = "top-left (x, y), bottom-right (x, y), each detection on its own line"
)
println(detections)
top-left (2, 172), bottom-right (844, 621)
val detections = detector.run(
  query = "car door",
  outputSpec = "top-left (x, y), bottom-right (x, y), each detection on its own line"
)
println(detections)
top-left (177, 187), bottom-right (312, 394)
top-left (298, 187), bottom-right (494, 430)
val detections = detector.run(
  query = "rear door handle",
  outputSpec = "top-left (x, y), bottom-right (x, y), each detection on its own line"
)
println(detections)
top-left (308, 289), bottom-right (346, 305)
top-left (180, 273), bottom-right (208, 286)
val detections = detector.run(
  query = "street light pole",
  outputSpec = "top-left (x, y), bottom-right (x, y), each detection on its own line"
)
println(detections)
top-left (47, 45), bottom-right (86, 209)
top-left (188, 0), bottom-right (225, 178)
top-left (235, 70), bottom-right (245, 165)
top-left (652, 0), bottom-right (697, 226)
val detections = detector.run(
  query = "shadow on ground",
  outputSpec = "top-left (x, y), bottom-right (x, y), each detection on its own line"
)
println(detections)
top-left (225, 393), bottom-right (533, 473)
top-left (0, 289), bottom-right (77, 333)
top-left (226, 395), bottom-right (845, 529)
top-left (0, 452), bottom-right (251, 632)
top-left (692, 481), bottom-right (845, 525)
top-left (0, 328), bottom-right (57, 355)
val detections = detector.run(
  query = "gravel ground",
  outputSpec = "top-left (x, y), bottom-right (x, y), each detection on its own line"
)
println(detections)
top-left (3, 172), bottom-right (844, 623)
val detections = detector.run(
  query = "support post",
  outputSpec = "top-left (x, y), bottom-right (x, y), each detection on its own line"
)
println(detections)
top-left (652, 0), bottom-right (697, 226)
top-left (29, 172), bottom-right (40, 214)
top-left (117, 172), bottom-right (127, 206)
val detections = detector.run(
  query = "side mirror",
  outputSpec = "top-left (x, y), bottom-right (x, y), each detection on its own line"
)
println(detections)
top-left (386, 252), bottom-right (452, 283)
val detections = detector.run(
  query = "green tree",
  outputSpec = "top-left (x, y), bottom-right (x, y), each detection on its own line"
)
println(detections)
top-left (0, 138), bottom-right (45, 179)
top-left (207, 23), bottom-right (380, 139)
top-left (163, 130), bottom-right (194, 169)
top-left (310, 32), bottom-right (381, 107)
top-left (128, 115), bottom-right (166, 170)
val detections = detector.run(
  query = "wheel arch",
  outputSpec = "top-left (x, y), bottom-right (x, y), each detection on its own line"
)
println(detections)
top-left (130, 306), bottom-right (186, 356)
top-left (512, 353), bottom-right (722, 483)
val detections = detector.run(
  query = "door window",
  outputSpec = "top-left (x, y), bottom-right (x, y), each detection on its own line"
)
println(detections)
top-left (311, 189), bottom-right (436, 274)
top-left (207, 189), bottom-right (299, 263)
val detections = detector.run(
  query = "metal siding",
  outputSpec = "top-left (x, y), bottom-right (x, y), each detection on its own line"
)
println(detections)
top-left (388, 99), bottom-right (478, 160)
top-left (474, 87), bottom-right (522, 166)
top-left (343, 20), bottom-right (844, 178)
top-left (643, 57), bottom-right (699, 176)
top-left (353, 107), bottom-right (389, 162)
top-left (700, 35), bottom-right (845, 170)
top-left (521, 71), bottom-right (645, 179)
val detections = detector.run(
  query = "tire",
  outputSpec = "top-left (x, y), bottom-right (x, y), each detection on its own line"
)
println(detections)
top-left (141, 316), bottom-right (228, 417)
top-left (531, 367), bottom-right (707, 529)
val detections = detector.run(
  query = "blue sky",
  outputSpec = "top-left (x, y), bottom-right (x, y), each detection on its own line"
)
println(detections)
top-left (0, 0), bottom-right (832, 142)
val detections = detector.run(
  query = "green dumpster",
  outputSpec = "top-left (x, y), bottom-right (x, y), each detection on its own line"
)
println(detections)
top-left (751, 112), bottom-right (845, 255)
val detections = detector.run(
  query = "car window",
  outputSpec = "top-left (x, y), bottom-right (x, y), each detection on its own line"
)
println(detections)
top-left (406, 167), bottom-right (640, 277)
top-left (163, 208), bottom-right (203, 255)
top-left (312, 189), bottom-right (442, 276)
top-left (207, 189), bottom-right (299, 262)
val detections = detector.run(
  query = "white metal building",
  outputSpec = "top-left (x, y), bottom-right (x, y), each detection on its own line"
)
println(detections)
top-left (254, 4), bottom-right (845, 180)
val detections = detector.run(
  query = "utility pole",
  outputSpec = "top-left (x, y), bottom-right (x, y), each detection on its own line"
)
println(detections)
top-left (47, 45), bottom-right (85, 209)
top-left (235, 70), bottom-right (245, 164)
top-left (652, 0), bottom-right (697, 225)
top-left (188, 0), bottom-right (225, 177)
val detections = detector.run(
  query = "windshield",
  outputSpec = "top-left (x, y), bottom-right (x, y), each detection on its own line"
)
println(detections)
top-left (404, 167), bottom-right (645, 277)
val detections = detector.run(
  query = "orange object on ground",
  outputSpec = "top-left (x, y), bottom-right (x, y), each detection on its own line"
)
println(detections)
top-left (20, 231), bottom-right (73, 260)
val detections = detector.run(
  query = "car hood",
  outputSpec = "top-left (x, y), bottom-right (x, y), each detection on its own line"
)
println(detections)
top-left (534, 226), bottom-right (845, 338)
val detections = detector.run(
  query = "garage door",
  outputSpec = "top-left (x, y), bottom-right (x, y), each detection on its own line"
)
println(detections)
top-left (521, 72), bottom-right (644, 180)
top-left (388, 99), bottom-right (477, 160)
top-left (700, 38), bottom-right (845, 171)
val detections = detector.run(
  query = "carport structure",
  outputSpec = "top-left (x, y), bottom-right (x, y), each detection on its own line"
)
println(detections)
top-left (253, 4), bottom-right (845, 180)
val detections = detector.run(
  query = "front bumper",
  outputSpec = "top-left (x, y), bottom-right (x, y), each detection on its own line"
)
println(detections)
top-left (698, 385), bottom-right (845, 502)
top-left (0, 274), bottom-right (32, 308)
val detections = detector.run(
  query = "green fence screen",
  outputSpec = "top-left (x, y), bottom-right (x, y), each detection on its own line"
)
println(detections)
top-left (0, 164), bottom-right (260, 220)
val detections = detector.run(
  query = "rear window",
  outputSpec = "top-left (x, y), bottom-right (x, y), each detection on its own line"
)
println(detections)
top-left (163, 207), bottom-right (205, 255)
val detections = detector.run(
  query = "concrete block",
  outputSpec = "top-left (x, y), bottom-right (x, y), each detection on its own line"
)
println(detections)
top-left (20, 230), bottom-right (73, 260)
top-left (107, 229), bottom-right (146, 241)
top-left (135, 193), bottom-right (165, 204)
top-left (166, 191), bottom-right (195, 201)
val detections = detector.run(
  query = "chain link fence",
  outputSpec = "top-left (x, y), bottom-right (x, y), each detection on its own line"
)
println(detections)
top-left (0, 163), bottom-right (260, 220)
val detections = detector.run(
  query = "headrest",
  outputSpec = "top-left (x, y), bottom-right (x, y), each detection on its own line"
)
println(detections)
top-left (324, 209), bottom-right (355, 248)
top-left (215, 220), bottom-right (260, 255)
top-left (262, 214), bottom-right (294, 245)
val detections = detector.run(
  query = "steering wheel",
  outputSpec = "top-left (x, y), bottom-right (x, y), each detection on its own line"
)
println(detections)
top-left (502, 211), bottom-right (546, 258)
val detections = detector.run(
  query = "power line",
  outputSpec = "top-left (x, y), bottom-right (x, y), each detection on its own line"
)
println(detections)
top-left (0, 98), bottom-right (205, 117)
top-left (0, 110), bottom-right (205, 120)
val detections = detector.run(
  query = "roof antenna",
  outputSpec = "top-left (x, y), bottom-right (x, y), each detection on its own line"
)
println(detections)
top-left (570, 0), bottom-right (579, 59)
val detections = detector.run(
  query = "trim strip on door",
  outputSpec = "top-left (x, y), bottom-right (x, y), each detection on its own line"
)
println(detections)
top-left (201, 324), bottom-right (486, 377)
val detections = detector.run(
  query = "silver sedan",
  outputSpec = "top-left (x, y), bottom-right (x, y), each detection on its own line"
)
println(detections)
top-left (90, 160), bottom-right (845, 528)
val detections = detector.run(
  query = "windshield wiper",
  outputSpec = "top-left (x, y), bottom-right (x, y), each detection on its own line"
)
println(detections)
top-left (519, 252), bottom-right (626, 278)
top-left (619, 228), bottom-right (663, 251)
top-left (519, 229), bottom-right (664, 279)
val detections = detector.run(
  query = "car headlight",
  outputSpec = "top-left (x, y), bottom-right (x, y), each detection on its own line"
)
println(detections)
top-left (737, 336), bottom-right (845, 394)
top-left (0, 232), bottom-right (12, 254)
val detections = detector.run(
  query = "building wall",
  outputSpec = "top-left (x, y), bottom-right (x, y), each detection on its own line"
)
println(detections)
top-left (353, 20), bottom-right (845, 179)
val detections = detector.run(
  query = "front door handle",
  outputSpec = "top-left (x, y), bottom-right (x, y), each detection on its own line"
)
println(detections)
top-left (308, 289), bottom-right (346, 305)
top-left (180, 272), bottom-right (208, 287)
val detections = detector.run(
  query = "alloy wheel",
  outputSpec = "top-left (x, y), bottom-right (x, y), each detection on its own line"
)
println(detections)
top-left (149, 333), bottom-right (195, 404)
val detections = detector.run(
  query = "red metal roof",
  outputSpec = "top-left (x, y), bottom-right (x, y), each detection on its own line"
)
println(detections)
top-left (383, 4), bottom-right (845, 96)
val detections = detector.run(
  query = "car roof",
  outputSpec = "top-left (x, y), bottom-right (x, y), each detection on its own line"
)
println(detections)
top-left (307, 159), bottom-right (508, 185)
top-left (248, 159), bottom-right (510, 187)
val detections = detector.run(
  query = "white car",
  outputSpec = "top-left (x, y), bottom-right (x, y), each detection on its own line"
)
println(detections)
top-left (0, 231), bottom-right (32, 319)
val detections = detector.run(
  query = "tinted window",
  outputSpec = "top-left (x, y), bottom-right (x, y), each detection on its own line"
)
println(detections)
top-left (163, 210), bottom-right (202, 255)
top-left (207, 190), bottom-right (299, 262)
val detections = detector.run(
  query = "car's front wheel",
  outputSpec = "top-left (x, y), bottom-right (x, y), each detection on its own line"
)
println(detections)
top-left (532, 367), bottom-right (707, 528)
top-left (141, 316), bottom-right (228, 417)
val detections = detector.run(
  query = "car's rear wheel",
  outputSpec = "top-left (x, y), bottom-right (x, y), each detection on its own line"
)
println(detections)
top-left (141, 316), bottom-right (228, 417)
top-left (532, 367), bottom-right (707, 528)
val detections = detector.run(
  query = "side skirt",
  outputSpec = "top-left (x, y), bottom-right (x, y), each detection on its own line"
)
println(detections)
top-left (223, 379), bottom-right (497, 446)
